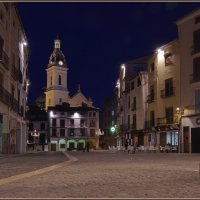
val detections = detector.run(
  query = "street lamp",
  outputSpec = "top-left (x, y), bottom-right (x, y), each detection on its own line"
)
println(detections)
top-left (31, 130), bottom-right (40, 151)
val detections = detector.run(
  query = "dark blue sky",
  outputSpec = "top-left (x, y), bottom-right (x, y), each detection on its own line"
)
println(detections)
top-left (17, 2), bottom-right (200, 108)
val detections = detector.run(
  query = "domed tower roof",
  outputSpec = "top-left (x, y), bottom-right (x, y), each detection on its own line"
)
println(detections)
top-left (48, 38), bottom-right (67, 68)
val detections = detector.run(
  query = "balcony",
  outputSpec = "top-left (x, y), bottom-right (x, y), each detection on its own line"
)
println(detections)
top-left (145, 120), bottom-right (155, 129)
top-left (147, 93), bottom-right (155, 103)
top-left (131, 103), bottom-right (136, 111)
top-left (120, 124), bottom-right (129, 131)
top-left (160, 87), bottom-right (174, 98)
top-left (0, 51), bottom-right (9, 70)
top-left (11, 65), bottom-right (19, 81)
top-left (157, 117), bottom-right (174, 125)
top-left (190, 74), bottom-right (200, 83)
top-left (0, 85), bottom-right (19, 112)
top-left (191, 44), bottom-right (200, 55)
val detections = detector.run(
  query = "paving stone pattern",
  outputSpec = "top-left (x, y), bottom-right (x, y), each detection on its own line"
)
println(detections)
top-left (0, 151), bottom-right (200, 198)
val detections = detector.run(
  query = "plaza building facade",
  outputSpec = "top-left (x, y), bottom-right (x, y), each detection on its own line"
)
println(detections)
top-left (146, 40), bottom-right (180, 150)
top-left (45, 38), bottom-right (100, 151)
top-left (0, 3), bottom-right (30, 154)
top-left (115, 57), bottom-right (148, 149)
top-left (176, 9), bottom-right (200, 153)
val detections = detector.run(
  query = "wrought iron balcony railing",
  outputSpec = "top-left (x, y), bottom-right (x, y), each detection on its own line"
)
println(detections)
top-left (0, 50), bottom-right (9, 70)
top-left (160, 87), bottom-right (174, 98)
top-left (147, 93), bottom-right (155, 103)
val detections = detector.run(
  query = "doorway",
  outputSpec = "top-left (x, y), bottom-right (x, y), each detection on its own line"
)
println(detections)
top-left (183, 126), bottom-right (189, 153)
top-left (191, 127), bottom-right (200, 153)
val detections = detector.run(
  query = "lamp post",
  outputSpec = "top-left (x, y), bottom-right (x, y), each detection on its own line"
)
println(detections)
top-left (95, 129), bottom-right (104, 150)
top-left (176, 107), bottom-right (184, 153)
top-left (31, 130), bottom-right (40, 151)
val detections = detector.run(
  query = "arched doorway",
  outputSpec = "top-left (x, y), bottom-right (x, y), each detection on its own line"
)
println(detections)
top-left (67, 139), bottom-right (77, 150)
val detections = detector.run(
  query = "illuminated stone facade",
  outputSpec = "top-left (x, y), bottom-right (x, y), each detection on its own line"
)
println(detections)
top-left (0, 3), bottom-right (30, 153)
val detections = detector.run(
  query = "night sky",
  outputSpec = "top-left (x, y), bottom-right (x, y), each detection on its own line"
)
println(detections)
top-left (17, 2), bottom-right (200, 108)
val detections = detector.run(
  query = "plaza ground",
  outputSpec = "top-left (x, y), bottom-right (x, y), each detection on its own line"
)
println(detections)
top-left (0, 150), bottom-right (200, 198)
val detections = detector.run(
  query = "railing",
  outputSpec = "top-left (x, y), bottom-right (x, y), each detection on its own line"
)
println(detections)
top-left (160, 87), bottom-right (174, 98)
top-left (145, 120), bottom-right (155, 129)
top-left (157, 117), bottom-right (174, 125)
top-left (120, 124), bottom-right (129, 131)
top-left (190, 74), bottom-right (200, 83)
top-left (147, 93), bottom-right (155, 103)
top-left (11, 65), bottom-right (19, 81)
top-left (0, 50), bottom-right (9, 70)
top-left (131, 103), bottom-right (136, 111)
top-left (0, 85), bottom-right (19, 112)
top-left (191, 44), bottom-right (200, 55)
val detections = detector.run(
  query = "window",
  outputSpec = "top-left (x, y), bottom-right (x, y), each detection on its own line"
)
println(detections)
top-left (131, 81), bottom-right (134, 90)
top-left (58, 75), bottom-right (61, 85)
top-left (69, 128), bottom-right (74, 136)
top-left (128, 115), bottom-right (130, 126)
top-left (150, 85), bottom-right (154, 100)
top-left (165, 78), bottom-right (173, 97)
top-left (0, 71), bottom-right (3, 86)
top-left (0, 35), bottom-right (3, 56)
top-left (150, 62), bottom-right (155, 72)
top-left (150, 111), bottom-right (155, 127)
top-left (49, 98), bottom-right (51, 105)
top-left (52, 128), bottom-right (57, 137)
top-left (11, 84), bottom-right (15, 97)
top-left (40, 122), bottom-right (45, 130)
top-left (70, 119), bottom-right (74, 127)
top-left (193, 57), bottom-right (200, 82)
top-left (52, 119), bottom-right (56, 126)
top-left (165, 53), bottom-right (173, 66)
top-left (80, 119), bottom-right (84, 127)
top-left (165, 107), bottom-right (173, 124)
top-left (50, 76), bottom-right (52, 86)
top-left (59, 98), bottom-right (62, 103)
top-left (111, 110), bottom-right (114, 116)
top-left (193, 29), bottom-right (200, 54)
top-left (90, 119), bottom-right (95, 127)
top-left (0, 10), bottom-right (4, 22)
top-left (137, 77), bottom-right (141, 86)
top-left (128, 96), bottom-right (130, 108)
top-left (60, 119), bottom-right (65, 127)
top-left (133, 114), bottom-right (136, 130)
top-left (195, 89), bottom-right (200, 113)
top-left (89, 112), bottom-right (92, 117)
top-left (29, 123), bottom-right (33, 131)
top-left (93, 112), bottom-right (96, 117)
top-left (81, 129), bottom-right (85, 136)
top-left (60, 129), bottom-right (65, 137)
top-left (132, 97), bottom-right (136, 111)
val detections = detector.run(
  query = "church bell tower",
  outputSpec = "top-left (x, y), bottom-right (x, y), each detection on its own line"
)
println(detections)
top-left (45, 38), bottom-right (69, 110)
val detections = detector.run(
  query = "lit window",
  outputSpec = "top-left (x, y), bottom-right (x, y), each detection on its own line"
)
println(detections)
top-left (111, 110), bottom-right (114, 116)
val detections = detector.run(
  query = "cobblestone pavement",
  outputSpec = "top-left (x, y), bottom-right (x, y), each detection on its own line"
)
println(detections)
top-left (0, 151), bottom-right (200, 198)
top-left (0, 151), bottom-right (68, 179)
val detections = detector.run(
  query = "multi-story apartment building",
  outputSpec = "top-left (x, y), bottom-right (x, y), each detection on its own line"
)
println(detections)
top-left (146, 40), bottom-right (180, 149)
top-left (115, 57), bottom-right (148, 148)
top-left (101, 96), bottom-right (117, 148)
top-left (0, 3), bottom-right (29, 154)
top-left (45, 38), bottom-right (100, 151)
top-left (129, 71), bottom-right (148, 146)
top-left (176, 9), bottom-right (200, 153)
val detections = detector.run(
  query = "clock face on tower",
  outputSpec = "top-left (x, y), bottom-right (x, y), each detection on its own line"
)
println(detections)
top-left (59, 60), bottom-right (63, 66)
